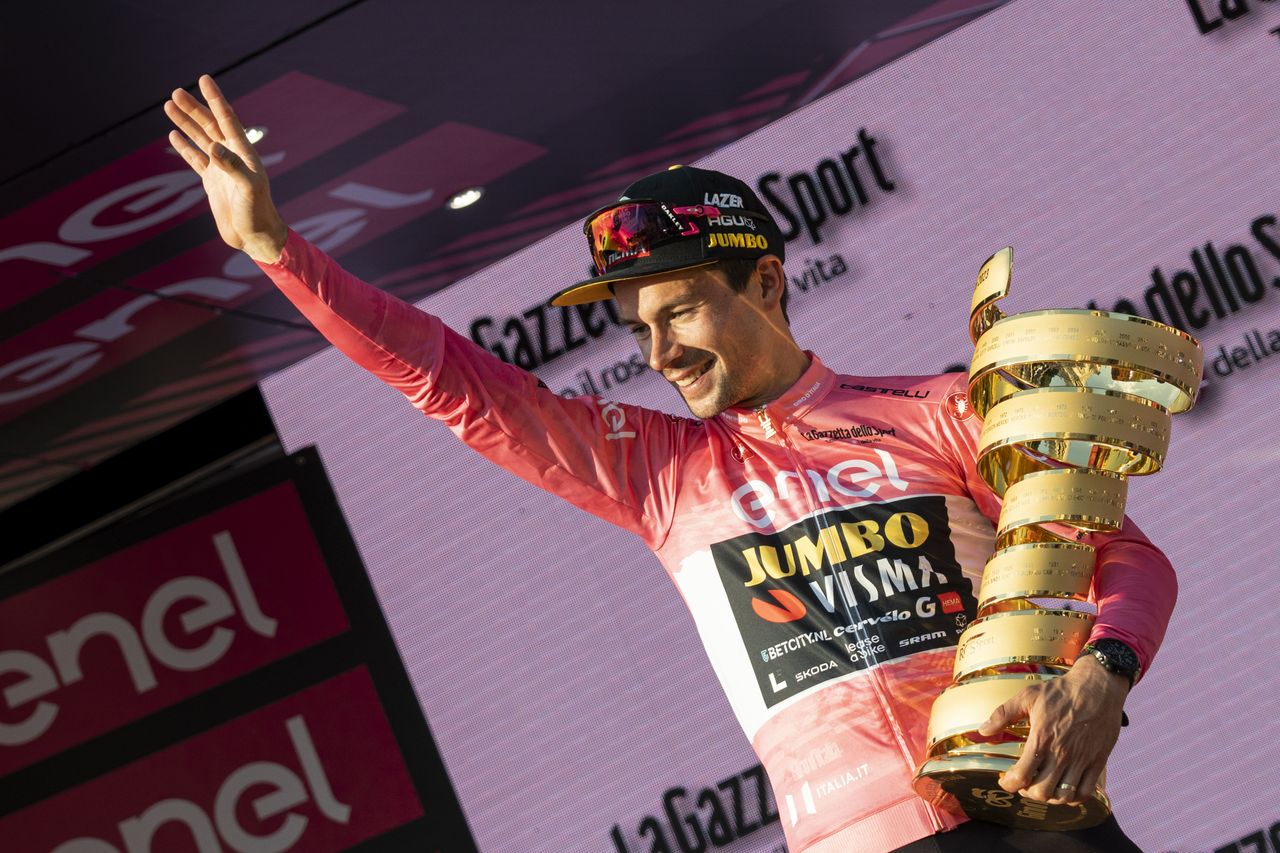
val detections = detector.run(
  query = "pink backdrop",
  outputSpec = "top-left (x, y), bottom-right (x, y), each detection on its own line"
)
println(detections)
top-left (263, 2), bottom-right (1280, 850)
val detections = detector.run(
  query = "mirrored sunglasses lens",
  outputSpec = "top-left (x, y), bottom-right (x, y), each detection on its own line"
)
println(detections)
top-left (588, 204), bottom-right (674, 273)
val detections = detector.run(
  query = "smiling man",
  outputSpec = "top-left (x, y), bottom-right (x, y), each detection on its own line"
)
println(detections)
top-left (564, 169), bottom-right (811, 419)
top-left (166, 75), bottom-right (1172, 853)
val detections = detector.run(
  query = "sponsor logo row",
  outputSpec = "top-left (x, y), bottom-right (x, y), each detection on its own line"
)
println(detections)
top-left (712, 495), bottom-right (977, 706)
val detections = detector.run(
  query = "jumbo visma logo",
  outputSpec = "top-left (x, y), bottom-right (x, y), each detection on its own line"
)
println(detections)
top-left (709, 496), bottom-right (976, 707)
top-left (741, 511), bottom-right (932, 623)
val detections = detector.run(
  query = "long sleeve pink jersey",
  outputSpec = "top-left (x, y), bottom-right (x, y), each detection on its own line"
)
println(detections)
top-left (257, 230), bottom-right (1177, 852)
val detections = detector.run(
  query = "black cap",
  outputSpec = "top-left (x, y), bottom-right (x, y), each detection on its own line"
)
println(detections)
top-left (549, 165), bottom-right (785, 306)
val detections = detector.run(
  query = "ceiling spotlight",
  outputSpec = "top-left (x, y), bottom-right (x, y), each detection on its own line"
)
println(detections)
top-left (446, 187), bottom-right (483, 210)
top-left (245, 126), bottom-right (267, 145)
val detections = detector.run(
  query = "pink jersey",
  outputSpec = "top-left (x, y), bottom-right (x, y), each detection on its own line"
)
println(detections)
top-left (258, 231), bottom-right (1176, 852)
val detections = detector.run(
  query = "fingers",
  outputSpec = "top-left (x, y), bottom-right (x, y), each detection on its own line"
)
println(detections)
top-left (168, 87), bottom-right (222, 146)
top-left (978, 701), bottom-right (1009, 735)
top-left (167, 130), bottom-right (208, 173)
top-left (198, 75), bottom-right (256, 161)
top-left (164, 98), bottom-right (212, 150)
top-left (1047, 766), bottom-right (1084, 805)
top-left (165, 74), bottom-right (263, 179)
top-left (998, 734), bottom-right (1039, 793)
top-left (1021, 751), bottom-right (1067, 802)
top-left (1070, 763), bottom-right (1104, 806)
top-left (979, 692), bottom-right (1030, 736)
top-left (206, 141), bottom-right (255, 187)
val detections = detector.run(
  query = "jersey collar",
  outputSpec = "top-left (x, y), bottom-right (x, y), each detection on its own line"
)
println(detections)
top-left (717, 351), bottom-right (835, 433)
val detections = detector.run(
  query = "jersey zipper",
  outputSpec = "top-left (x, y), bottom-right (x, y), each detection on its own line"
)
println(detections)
top-left (758, 405), bottom-right (946, 833)
top-left (754, 406), bottom-right (777, 440)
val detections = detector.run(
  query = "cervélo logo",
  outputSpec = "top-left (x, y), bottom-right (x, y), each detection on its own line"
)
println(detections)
top-left (0, 482), bottom-right (349, 776)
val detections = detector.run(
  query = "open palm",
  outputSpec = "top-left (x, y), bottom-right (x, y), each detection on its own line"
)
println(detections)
top-left (164, 75), bottom-right (287, 262)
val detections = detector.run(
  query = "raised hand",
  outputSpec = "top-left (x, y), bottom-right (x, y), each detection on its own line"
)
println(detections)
top-left (164, 75), bottom-right (288, 263)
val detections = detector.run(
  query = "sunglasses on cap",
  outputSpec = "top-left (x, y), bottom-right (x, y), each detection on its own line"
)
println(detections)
top-left (583, 199), bottom-right (769, 275)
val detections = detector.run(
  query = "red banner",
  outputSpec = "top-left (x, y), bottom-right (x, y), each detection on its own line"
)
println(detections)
top-left (0, 481), bottom-right (348, 776)
top-left (0, 123), bottom-right (545, 421)
top-left (0, 667), bottom-right (424, 852)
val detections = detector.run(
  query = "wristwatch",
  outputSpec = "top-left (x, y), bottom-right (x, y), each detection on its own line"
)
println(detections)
top-left (1080, 638), bottom-right (1142, 686)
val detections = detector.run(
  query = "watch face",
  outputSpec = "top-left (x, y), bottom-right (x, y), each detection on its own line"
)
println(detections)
top-left (1091, 639), bottom-right (1141, 678)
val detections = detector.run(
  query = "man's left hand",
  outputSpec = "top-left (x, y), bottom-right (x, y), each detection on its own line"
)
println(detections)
top-left (976, 654), bottom-right (1130, 805)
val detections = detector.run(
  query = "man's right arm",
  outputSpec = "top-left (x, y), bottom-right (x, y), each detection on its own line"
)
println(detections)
top-left (255, 229), bottom-right (684, 545)
top-left (165, 74), bottom-right (686, 547)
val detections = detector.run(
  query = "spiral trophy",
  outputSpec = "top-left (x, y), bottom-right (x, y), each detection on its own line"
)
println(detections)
top-left (911, 247), bottom-right (1203, 829)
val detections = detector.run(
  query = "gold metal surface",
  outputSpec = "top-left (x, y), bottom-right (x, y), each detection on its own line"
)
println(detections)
top-left (975, 388), bottom-right (1170, 495)
top-left (928, 740), bottom-right (1028, 760)
top-left (953, 610), bottom-right (1093, 682)
top-left (920, 244), bottom-right (1203, 830)
top-left (995, 469), bottom-right (1127, 539)
top-left (969, 247), bottom-right (1013, 343)
top-left (926, 673), bottom-right (1056, 750)
top-left (977, 543), bottom-right (1095, 614)
top-left (913, 755), bottom-right (1111, 830)
top-left (968, 310), bottom-right (1202, 418)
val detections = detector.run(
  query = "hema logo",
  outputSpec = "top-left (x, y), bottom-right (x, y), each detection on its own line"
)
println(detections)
top-left (0, 531), bottom-right (275, 748)
top-left (729, 449), bottom-right (909, 529)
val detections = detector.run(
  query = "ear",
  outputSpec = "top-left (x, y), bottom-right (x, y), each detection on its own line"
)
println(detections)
top-left (755, 255), bottom-right (787, 311)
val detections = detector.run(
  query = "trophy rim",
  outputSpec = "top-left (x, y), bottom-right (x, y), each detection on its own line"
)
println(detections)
top-left (978, 435), bottom-right (1165, 495)
top-left (913, 754), bottom-right (1112, 830)
top-left (968, 355), bottom-right (1198, 414)
top-left (984, 306), bottom-right (1202, 349)
top-left (953, 610), bottom-right (1094, 681)
top-left (961, 608), bottom-right (1097, 626)
top-left (977, 591), bottom-right (1089, 615)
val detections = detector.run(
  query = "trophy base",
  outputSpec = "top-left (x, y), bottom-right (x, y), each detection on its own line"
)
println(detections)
top-left (912, 753), bottom-right (1110, 831)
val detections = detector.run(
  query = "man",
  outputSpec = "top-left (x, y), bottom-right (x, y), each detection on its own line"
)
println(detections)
top-left (165, 75), bottom-right (1171, 852)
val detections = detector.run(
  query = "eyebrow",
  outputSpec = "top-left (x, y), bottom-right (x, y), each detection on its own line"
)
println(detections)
top-left (618, 295), bottom-right (701, 327)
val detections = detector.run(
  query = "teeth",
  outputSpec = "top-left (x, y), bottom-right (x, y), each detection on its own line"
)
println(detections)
top-left (675, 362), bottom-right (711, 387)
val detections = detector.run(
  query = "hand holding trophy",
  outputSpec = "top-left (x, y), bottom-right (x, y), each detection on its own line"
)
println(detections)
top-left (912, 248), bottom-right (1203, 829)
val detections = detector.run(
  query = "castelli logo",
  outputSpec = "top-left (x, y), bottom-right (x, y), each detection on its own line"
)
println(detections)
top-left (945, 392), bottom-right (973, 420)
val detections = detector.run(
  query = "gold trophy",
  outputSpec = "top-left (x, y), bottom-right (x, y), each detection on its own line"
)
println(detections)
top-left (911, 248), bottom-right (1203, 829)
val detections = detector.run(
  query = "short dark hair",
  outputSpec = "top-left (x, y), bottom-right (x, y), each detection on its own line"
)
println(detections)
top-left (719, 258), bottom-right (789, 323)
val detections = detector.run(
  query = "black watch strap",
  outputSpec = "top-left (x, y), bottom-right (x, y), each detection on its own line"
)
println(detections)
top-left (1081, 638), bottom-right (1142, 687)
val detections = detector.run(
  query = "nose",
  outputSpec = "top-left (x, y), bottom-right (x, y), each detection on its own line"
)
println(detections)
top-left (646, 324), bottom-right (683, 372)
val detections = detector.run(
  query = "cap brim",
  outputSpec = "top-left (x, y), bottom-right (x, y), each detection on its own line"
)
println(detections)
top-left (549, 259), bottom-right (719, 307)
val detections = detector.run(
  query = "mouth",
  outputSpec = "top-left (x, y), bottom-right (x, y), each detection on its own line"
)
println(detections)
top-left (668, 358), bottom-right (715, 393)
